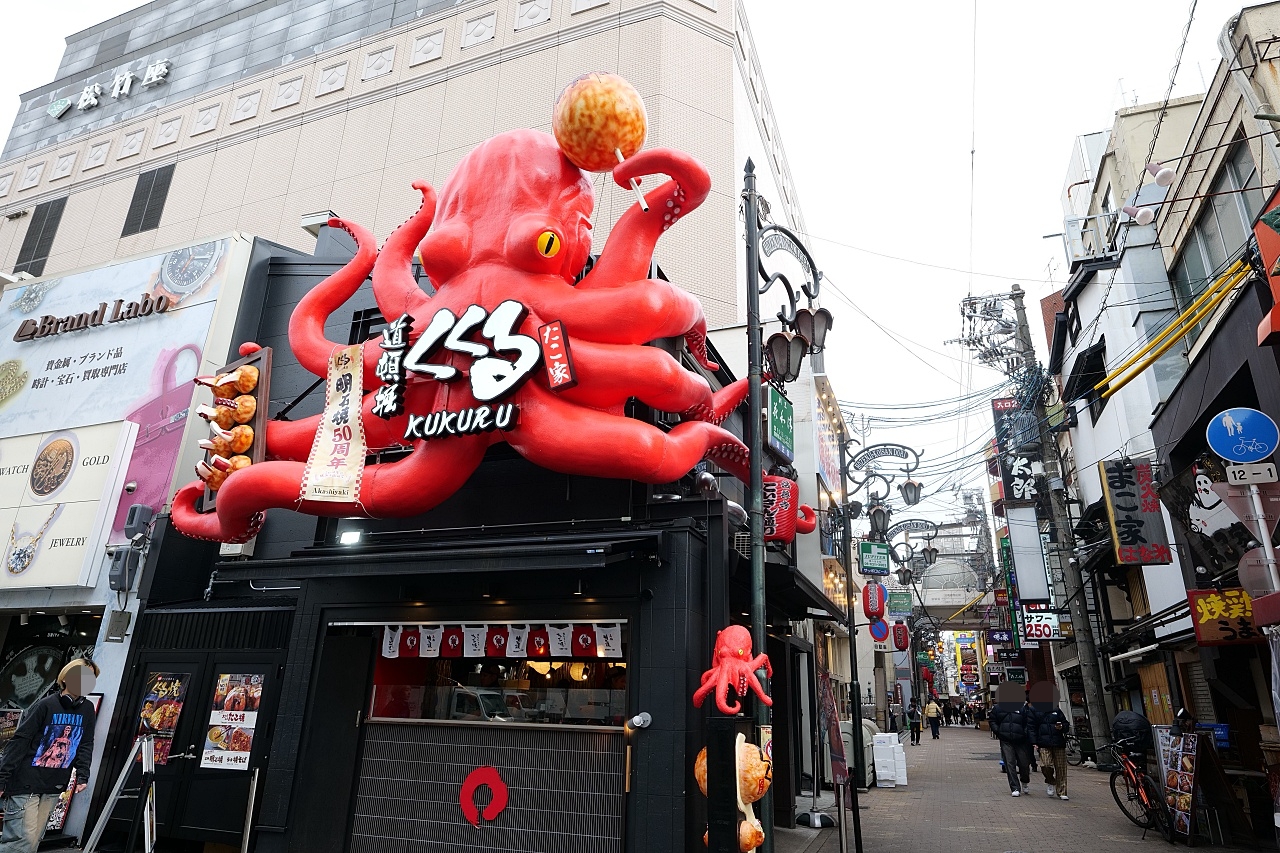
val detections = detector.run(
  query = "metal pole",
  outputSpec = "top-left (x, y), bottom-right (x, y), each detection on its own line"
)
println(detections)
top-left (743, 159), bottom-right (774, 853)
top-left (241, 767), bottom-right (261, 853)
top-left (838, 435), bottom-right (865, 853)
top-left (835, 782), bottom-right (849, 853)
top-left (1248, 483), bottom-right (1280, 591)
top-left (1010, 283), bottom-right (1111, 746)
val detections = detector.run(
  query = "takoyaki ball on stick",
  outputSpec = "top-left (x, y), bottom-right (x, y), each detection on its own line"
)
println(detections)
top-left (213, 395), bottom-right (257, 425)
top-left (196, 403), bottom-right (235, 431)
top-left (199, 424), bottom-right (253, 457)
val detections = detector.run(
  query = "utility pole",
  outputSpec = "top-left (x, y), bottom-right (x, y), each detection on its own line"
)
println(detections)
top-left (1008, 284), bottom-right (1111, 745)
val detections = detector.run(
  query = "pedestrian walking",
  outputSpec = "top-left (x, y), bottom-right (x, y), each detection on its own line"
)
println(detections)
top-left (924, 698), bottom-right (942, 739)
top-left (1029, 681), bottom-right (1072, 801)
top-left (906, 699), bottom-right (922, 746)
top-left (990, 682), bottom-right (1033, 797)
top-left (0, 659), bottom-right (99, 853)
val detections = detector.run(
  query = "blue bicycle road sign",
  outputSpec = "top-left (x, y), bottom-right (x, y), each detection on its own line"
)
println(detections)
top-left (1206, 407), bottom-right (1279, 463)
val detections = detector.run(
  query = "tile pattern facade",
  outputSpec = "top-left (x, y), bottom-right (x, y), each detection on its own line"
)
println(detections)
top-left (0, 0), bottom-right (757, 333)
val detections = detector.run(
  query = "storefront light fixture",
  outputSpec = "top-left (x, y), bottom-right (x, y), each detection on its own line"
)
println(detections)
top-left (1145, 162), bottom-right (1176, 188)
top-left (339, 530), bottom-right (362, 545)
top-left (1121, 205), bottom-right (1155, 226)
top-left (766, 330), bottom-right (808, 383)
top-left (574, 578), bottom-right (585, 596)
top-left (792, 306), bottom-right (833, 353)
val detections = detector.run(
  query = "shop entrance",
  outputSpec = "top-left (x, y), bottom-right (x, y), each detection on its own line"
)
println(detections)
top-left (109, 647), bottom-right (284, 846)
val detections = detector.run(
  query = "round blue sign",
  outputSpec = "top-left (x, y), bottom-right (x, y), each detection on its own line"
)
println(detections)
top-left (1205, 407), bottom-right (1280, 463)
top-left (868, 619), bottom-right (890, 642)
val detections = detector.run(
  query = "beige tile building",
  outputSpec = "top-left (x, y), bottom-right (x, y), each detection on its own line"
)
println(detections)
top-left (0, 0), bottom-right (807, 331)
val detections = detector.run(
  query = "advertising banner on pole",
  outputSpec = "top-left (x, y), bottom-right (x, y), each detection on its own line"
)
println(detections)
top-left (1006, 505), bottom-right (1051, 604)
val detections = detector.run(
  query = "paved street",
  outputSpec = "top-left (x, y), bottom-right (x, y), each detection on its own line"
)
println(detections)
top-left (776, 724), bottom-right (1186, 853)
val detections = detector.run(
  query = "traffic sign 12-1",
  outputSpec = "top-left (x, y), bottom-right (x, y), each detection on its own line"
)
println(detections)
top-left (1207, 407), bottom-right (1279, 464)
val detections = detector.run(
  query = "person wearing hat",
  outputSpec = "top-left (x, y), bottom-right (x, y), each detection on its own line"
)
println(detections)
top-left (0, 658), bottom-right (99, 853)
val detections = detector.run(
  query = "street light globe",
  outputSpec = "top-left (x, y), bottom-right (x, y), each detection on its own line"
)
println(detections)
top-left (868, 504), bottom-right (890, 538)
top-left (793, 306), bottom-right (834, 353)
top-left (922, 545), bottom-right (939, 567)
top-left (766, 330), bottom-right (808, 383)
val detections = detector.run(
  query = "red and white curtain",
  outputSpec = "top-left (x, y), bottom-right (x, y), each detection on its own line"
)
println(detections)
top-left (381, 623), bottom-right (623, 659)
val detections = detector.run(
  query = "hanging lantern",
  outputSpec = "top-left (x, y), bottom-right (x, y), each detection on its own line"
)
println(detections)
top-left (862, 582), bottom-right (886, 621)
top-left (921, 666), bottom-right (934, 683)
top-left (893, 622), bottom-right (910, 651)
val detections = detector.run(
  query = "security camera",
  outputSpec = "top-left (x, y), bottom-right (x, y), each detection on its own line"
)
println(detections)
top-left (1068, 558), bottom-right (1079, 568)
top-left (124, 481), bottom-right (138, 494)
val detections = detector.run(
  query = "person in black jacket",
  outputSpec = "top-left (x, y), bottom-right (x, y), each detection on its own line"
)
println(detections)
top-left (0, 659), bottom-right (99, 853)
top-left (989, 682), bottom-right (1033, 797)
top-left (1029, 681), bottom-right (1072, 800)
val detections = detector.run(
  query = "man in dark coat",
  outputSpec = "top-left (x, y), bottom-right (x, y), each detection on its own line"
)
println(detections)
top-left (1029, 681), bottom-right (1072, 800)
top-left (0, 660), bottom-right (98, 853)
top-left (989, 682), bottom-right (1033, 796)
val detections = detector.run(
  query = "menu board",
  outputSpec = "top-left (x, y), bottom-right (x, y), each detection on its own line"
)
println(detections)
top-left (200, 673), bottom-right (264, 770)
top-left (135, 671), bottom-right (190, 765)
top-left (1154, 726), bottom-right (1198, 839)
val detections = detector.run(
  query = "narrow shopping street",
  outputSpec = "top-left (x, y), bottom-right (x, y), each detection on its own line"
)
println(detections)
top-left (777, 726), bottom-right (1183, 853)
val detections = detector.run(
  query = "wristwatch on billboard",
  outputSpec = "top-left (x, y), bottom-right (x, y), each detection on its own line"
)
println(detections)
top-left (154, 241), bottom-right (224, 305)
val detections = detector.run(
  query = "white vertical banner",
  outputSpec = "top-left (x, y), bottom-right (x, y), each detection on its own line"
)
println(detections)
top-left (462, 625), bottom-right (487, 658)
top-left (507, 625), bottom-right (529, 657)
top-left (381, 626), bottom-right (402, 658)
top-left (548, 625), bottom-right (573, 657)
top-left (420, 626), bottom-right (442, 657)
top-left (1007, 505), bottom-right (1052, 604)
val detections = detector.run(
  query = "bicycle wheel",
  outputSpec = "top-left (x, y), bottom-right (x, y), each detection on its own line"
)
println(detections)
top-left (1111, 769), bottom-right (1154, 828)
top-left (1141, 775), bottom-right (1173, 841)
top-left (1066, 738), bottom-right (1083, 766)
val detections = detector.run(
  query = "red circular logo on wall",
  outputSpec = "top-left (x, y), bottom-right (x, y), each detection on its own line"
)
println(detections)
top-left (460, 766), bottom-right (509, 827)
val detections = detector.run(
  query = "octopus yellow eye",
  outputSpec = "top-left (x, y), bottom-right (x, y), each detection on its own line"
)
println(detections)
top-left (537, 231), bottom-right (561, 257)
top-left (737, 648), bottom-right (744, 656)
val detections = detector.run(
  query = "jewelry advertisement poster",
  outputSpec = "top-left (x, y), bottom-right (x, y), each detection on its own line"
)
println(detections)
top-left (135, 671), bottom-right (190, 765)
top-left (0, 421), bottom-right (137, 588)
top-left (200, 673), bottom-right (265, 770)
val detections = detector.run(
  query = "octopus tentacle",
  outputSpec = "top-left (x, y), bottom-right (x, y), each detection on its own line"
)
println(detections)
top-left (582, 148), bottom-right (711, 291)
top-left (745, 671), bottom-right (773, 707)
top-left (289, 218), bottom-right (377, 380)
top-left (682, 377), bottom-right (750, 425)
top-left (372, 181), bottom-right (437, 322)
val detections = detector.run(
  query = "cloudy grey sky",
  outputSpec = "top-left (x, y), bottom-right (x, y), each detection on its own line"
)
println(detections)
top-left (0, 0), bottom-right (1252, 522)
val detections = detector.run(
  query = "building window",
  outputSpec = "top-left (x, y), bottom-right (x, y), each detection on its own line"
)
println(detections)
top-left (121, 164), bottom-right (175, 237)
top-left (13, 196), bottom-right (67, 278)
top-left (1063, 337), bottom-right (1109, 424)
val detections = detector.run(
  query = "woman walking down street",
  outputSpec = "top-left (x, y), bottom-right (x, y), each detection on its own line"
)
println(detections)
top-left (924, 698), bottom-right (942, 739)
top-left (1029, 682), bottom-right (1072, 800)
top-left (990, 683), bottom-right (1034, 796)
top-left (907, 699), bottom-right (922, 745)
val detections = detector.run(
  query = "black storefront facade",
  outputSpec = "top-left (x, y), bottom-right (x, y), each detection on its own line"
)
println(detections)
top-left (84, 234), bottom-right (838, 852)
top-left (1148, 259), bottom-right (1280, 843)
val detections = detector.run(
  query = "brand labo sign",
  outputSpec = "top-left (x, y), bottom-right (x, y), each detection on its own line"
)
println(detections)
top-left (12, 293), bottom-right (171, 342)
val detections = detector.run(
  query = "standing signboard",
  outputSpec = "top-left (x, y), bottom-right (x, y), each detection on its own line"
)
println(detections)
top-left (1154, 725), bottom-right (1199, 840)
top-left (1099, 460), bottom-right (1173, 565)
top-left (813, 635), bottom-right (847, 785)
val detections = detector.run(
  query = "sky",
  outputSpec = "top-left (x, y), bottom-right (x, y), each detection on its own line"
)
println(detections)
top-left (0, 0), bottom-right (1253, 526)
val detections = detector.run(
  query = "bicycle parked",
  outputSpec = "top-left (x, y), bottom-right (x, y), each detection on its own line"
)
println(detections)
top-left (1100, 737), bottom-right (1172, 841)
top-left (1065, 733), bottom-right (1083, 766)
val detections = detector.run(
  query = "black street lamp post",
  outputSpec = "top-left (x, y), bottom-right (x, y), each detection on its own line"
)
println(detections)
top-left (741, 160), bottom-right (828, 853)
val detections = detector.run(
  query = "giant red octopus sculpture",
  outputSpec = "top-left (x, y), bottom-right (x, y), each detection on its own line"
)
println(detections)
top-left (692, 625), bottom-right (773, 716)
top-left (171, 129), bottom-right (770, 543)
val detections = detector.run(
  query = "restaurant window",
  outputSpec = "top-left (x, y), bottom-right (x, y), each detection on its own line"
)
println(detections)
top-left (369, 621), bottom-right (629, 727)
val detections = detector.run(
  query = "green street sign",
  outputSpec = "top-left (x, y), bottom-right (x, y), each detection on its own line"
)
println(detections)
top-left (858, 541), bottom-right (890, 576)
top-left (764, 386), bottom-right (794, 462)
top-left (888, 591), bottom-right (913, 619)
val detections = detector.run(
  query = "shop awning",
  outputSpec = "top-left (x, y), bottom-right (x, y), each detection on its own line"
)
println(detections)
top-left (765, 563), bottom-right (847, 623)
top-left (213, 531), bottom-right (663, 581)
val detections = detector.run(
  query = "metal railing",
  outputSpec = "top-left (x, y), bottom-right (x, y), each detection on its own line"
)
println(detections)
top-left (1063, 211), bottom-right (1120, 270)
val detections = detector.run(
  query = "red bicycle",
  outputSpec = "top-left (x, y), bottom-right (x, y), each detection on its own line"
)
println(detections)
top-left (1101, 737), bottom-right (1172, 841)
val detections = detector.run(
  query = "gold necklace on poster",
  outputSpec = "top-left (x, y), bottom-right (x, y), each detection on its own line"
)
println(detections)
top-left (6, 505), bottom-right (62, 575)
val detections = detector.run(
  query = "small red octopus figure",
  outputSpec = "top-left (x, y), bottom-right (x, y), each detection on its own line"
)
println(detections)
top-left (170, 129), bottom-right (755, 543)
top-left (693, 625), bottom-right (773, 716)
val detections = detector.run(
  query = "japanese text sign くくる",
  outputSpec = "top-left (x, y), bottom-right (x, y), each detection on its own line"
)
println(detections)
top-left (1187, 588), bottom-right (1264, 646)
top-left (1099, 460), bottom-right (1172, 566)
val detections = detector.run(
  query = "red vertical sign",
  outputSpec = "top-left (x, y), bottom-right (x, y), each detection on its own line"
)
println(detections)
top-left (538, 320), bottom-right (578, 390)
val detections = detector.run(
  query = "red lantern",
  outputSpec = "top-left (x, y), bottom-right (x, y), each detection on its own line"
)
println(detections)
top-left (892, 622), bottom-right (910, 651)
top-left (862, 582), bottom-right (886, 621)
top-left (921, 666), bottom-right (934, 683)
